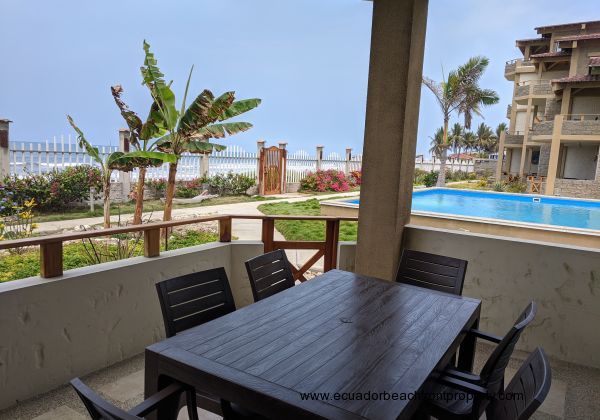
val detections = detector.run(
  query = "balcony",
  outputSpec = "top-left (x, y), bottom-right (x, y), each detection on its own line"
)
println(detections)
top-left (530, 114), bottom-right (600, 138)
top-left (504, 58), bottom-right (535, 80)
top-left (506, 104), bottom-right (512, 119)
top-left (504, 132), bottom-right (525, 145)
top-left (514, 80), bottom-right (553, 99)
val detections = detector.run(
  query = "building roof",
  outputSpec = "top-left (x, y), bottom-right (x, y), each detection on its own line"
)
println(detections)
top-left (589, 57), bottom-right (600, 67)
top-left (530, 51), bottom-right (571, 59)
top-left (557, 33), bottom-right (600, 42)
top-left (552, 74), bottom-right (600, 84)
top-left (515, 37), bottom-right (550, 44)
top-left (535, 20), bottom-right (600, 33)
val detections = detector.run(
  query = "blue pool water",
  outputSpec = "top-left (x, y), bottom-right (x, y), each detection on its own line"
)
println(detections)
top-left (346, 189), bottom-right (600, 231)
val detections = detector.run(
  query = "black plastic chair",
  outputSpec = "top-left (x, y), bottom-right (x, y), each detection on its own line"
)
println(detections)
top-left (245, 250), bottom-right (295, 301)
top-left (423, 301), bottom-right (538, 419)
top-left (155, 267), bottom-right (236, 338)
top-left (71, 377), bottom-right (198, 420)
top-left (488, 347), bottom-right (552, 420)
top-left (395, 249), bottom-right (468, 295)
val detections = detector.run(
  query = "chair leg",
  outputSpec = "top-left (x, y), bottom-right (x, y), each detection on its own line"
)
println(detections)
top-left (186, 388), bottom-right (199, 420)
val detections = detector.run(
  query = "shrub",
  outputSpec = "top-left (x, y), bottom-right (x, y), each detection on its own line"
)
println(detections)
top-left (0, 166), bottom-right (102, 212)
top-left (148, 178), bottom-right (167, 198)
top-left (176, 178), bottom-right (204, 198)
top-left (422, 171), bottom-right (438, 187)
top-left (300, 170), bottom-right (353, 192)
top-left (349, 170), bottom-right (362, 186)
top-left (203, 172), bottom-right (256, 196)
top-left (414, 168), bottom-right (428, 185)
top-left (493, 182), bottom-right (504, 192)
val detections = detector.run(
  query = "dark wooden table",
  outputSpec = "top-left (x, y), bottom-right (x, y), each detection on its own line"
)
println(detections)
top-left (145, 269), bottom-right (481, 420)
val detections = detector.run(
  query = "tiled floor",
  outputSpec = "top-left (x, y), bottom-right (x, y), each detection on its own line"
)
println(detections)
top-left (1, 343), bottom-right (598, 419)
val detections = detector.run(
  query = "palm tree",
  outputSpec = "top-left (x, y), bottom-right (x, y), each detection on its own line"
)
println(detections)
top-left (475, 123), bottom-right (496, 155)
top-left (495, 122), bottom-right (508, 141)
top-left (138, 41), bottom-right (261, 223)
top-left (429, 127), bottom-right (444, 159)
top-left (463, 131), bottom-right (477, 155)
top-left (449, 123), bottom-right (465, 157)
top-left (423, 56), bottom-right (499, 186)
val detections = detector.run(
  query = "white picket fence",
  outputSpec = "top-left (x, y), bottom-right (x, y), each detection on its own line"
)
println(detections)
top-left (8, 137), bottom-right (474, 182)
top-left (7, 138), bottom-right (363, 182)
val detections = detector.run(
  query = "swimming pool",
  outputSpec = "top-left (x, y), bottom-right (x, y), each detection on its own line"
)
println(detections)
top-left (344, 189), bottom-right (600, 231)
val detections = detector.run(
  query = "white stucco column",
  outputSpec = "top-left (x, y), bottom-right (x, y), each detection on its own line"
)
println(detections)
top-left (199, 154), bottom-right (209, 178)
top-left (256, 139), bottom-right (265, 183)
top-left (345, 147), bottom-right (353, 175)
top-left (316, 145), bottom-right (324, 171)
top-left (118, 129), bottom-right (131, 198)
top-left (355, 0), bottom-right (429, 280)
top-left (0, 119), bottom-right (11, 178)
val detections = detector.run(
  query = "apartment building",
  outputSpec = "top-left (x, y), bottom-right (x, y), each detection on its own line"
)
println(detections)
top-left (497, 20), bottom-right (600, 198)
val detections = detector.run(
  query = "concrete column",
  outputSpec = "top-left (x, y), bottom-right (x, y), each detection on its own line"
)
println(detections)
top-left (199, 154), bottom-right (209, 178)
top-left (560, 87), bottom-right (572, 115)
top-left (316, 145), bottom-right (324, 171)
top-left (355, 0), bottom-right (429, 280)
top-left (345, 147), bottom-right (353, 175)
top-left (0, 119), bottom-right (11, 177)
top-left (495, 131), bottom-right (506, 180)
top-left (256, 139), bottom-right (265, 183)
top-left (545, 115), bottom-right (564, 195)
top-left (118, 129), bottom-right (131, 197)
top-left (278, 142), bottom-right (287, 193)
top-left (518, 97), bottom-right (533, 177)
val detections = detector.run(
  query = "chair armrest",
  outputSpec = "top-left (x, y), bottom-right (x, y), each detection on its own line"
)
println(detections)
top-left (129, 383), bottom-right (186, 417)
top-left (443, 367), bottom-right (482, 384)
top-left (468, 328), bottom-right (503, 344)
top-left (438, 375), bottom-right (489, 397)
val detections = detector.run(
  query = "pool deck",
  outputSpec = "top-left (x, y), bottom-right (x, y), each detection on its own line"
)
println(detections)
top-left (321, 189), bottom-right (600, 249)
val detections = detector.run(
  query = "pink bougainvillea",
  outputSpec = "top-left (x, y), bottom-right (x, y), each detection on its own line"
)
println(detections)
top-left (300, 169), bottom-right (361, 193)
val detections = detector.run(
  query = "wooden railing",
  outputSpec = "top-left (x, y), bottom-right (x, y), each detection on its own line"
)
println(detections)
top-left (0, 215), bottom-right (358, 280)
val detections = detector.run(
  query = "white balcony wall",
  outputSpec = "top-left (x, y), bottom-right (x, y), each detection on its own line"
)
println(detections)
top-left (0, 241), bottom-right (264, 410)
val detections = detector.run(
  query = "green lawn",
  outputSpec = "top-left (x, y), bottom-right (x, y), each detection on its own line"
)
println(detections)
top-left (257, 198), bottom-right (357, 241)
top-left (0, 229), bottom-right (218, 283)
top-left (33, 196), bottom-right (272, 223)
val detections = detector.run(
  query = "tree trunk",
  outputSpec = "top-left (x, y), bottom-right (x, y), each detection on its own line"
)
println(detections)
top-left (133, 167), bottom-right (146, 225)
top-left (436, 118), bottom-right (449, 187)
top-left (103, 178), bottom-right (111, 229)
top-left (163, 161), bottom-right (178, 222)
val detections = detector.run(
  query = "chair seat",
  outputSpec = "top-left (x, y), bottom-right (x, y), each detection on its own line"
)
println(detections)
top-left (425, 384), bottom-right (474, 419)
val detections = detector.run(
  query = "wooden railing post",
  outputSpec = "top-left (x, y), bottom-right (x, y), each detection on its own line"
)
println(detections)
top-left (144, 228), bottom-right (161, 258)
top-left (261, 217), bottom-right (275, 252)
top-left (40, 241), bottom-right (63, 278)
top-left (324, 219), bottom-right (340, 272)
top-left (219, 217), bottom-right (232, 242)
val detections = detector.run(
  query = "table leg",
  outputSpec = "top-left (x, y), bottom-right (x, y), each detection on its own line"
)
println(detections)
top-left (144, 349), bottom-right (180, 420)
top-left (457, 311), bottom-right (480, 372)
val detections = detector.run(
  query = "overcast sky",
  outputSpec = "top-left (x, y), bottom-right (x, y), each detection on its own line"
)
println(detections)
top-left (0, 0), bottom-right (595, 156)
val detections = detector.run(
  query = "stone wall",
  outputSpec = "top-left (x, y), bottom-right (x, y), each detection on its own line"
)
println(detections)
top-left (532, 82), bottom-right (552, 95)
top-left (473, 159), bottom-right (497, 176)
top-left (561, 119), bottom-right (600, 135)
top-left (537, 145), bottom-right (551, 176)
top-left (505, 133), bottom-right (524, 145)
top-left (515, 84), bottom-right (530, 98)
top-left (531, 121), bottom-right (554, 136)
top-left (544, 97), bottom-right (561, 120)
top-left (553, 179), bottom-right (600, 199)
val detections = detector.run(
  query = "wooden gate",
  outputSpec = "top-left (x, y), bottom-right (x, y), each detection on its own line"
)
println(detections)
top-left (259, 146), bottom-right (286, 195)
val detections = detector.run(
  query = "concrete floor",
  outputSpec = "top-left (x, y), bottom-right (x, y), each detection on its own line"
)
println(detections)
top-left (0, 342), bottom-right (598, 420)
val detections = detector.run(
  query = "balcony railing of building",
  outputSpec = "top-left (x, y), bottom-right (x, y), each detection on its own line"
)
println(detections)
top-left (564, 114), bottom-right (600, 121)
top-left (515, 80), bottom-right (553, 97)
top-left (505, 58), bottom-right (534, 75)
top-left (0, 214), bottom-right (358, 281)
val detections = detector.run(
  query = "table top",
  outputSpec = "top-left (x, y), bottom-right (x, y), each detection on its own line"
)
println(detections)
top-left (147, 269), bottom-right (481, 420)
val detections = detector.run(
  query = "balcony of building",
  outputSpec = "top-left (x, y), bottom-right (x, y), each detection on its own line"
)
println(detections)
top-left (514, 80), bottom-right (554, 102)
top-left (504, 58), bottom-right (536, 81)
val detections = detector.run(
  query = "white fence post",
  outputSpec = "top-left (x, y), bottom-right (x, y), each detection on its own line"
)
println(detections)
top-left (316, 145), bottom-right (324, 171)
top-left (0, 119), bottom-right (10, 178)
top-left (200, 154), bottom-right (209, 178)
top-left (118, 129), bottom-right (131, 199)
top-left (345, 147), bottom-right (352, 175)
top-left (256, 139), bottom-right (265, 184)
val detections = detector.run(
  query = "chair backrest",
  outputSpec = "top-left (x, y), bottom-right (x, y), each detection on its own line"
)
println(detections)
top-left (245, 250), bottom-right (295, 301)
top-left (480, 302), bottom-right (538, 397)
top-left (155, 267), bottom-right (236, 338)
top-left (488, 347), bottom-right (552, 420)
top-left (71, 378), bottom-right (140, 420)
top-left (395, 249), bottom-right (468, 295)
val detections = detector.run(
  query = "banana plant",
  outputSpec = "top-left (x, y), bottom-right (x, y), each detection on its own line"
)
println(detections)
top-left (110, 84), bottom-right (177, 224)
top-left (139, 41), bottom-right (261, 222)
top-left (67, 115), bottom-right (135, 228)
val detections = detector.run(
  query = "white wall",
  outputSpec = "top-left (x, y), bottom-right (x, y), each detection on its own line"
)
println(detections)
top-left (403, 225), bottom-right (600, 369)
top-left (562, 145), bottom-right (598, 180)
top-left (0, 241), bottom-right (264, 410)
top-left (509, 148), bottom-right (522, 174)
top-left (571, 96), bottom-right (600, 116)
